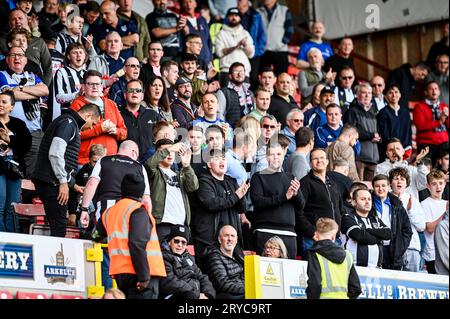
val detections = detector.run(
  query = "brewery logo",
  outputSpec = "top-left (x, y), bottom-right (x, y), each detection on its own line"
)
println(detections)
top-left (44, 244), bottom-right (76, 285)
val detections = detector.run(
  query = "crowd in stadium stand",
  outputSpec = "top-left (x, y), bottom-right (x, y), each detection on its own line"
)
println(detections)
top-left (0, 0), bottom-right (448, 299)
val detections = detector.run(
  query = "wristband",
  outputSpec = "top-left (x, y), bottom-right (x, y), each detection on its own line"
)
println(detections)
top-left (80, 207), bottom-right (89, 212)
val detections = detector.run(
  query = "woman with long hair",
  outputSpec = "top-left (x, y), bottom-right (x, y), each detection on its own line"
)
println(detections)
top-left (142, 76), bottom-right (178, 126)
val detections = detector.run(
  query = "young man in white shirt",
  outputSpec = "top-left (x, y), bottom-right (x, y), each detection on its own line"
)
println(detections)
top-left (421, 169), bottom-right (448, 274)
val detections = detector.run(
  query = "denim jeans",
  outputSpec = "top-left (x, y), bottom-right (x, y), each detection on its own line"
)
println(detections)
top-left (0, 174), bottom-right (21, 232)
top-left (102, 248), bottom-right (113, 289)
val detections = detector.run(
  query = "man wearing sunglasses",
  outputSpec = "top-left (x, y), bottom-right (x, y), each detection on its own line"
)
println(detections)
top-left (159, 224), bottom-right (215, 299)
top-left (109, 56), bottom-right (141, 108)
top-left (120, 79), bottom-right (161, 160)
top-left (333, 66), bottom-right (356, 114)
top-left (253, 115), bottom-right (279, 173)
top-left (370, 75), bottom-right (388, 112)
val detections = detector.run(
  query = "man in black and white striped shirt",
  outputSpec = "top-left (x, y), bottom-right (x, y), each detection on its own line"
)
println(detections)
top-left (45, 43), bottom-right (87, 129)
top-left (341, 188), bottom-right (391, 268)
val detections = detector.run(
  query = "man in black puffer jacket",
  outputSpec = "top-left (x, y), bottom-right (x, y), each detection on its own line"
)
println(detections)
top-left (203, 225), bottom-right (245, 299)
top-left (159, 225), bottom-right (215, 299)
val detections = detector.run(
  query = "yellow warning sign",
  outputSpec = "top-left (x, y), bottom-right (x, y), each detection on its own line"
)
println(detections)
top-left (261, 262), bottom-right (281, 286)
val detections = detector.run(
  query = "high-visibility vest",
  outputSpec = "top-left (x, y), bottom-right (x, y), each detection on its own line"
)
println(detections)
top-left (102, 198), bottom-right (166, 278)
top-left (316, 250), bottom-right (353, 299)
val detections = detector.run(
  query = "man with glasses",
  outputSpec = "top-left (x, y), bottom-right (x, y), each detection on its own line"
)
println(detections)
top-left (333, 66), bottom-right (356, 114)
top-left (298, 149), bottom-right (345, 258)
top-left (159, 224), bottom-right (215, 299)
top-left (282, 108), bottom-right (304, 159)
top-left (140, 41), bottom-right (164, 87)
top-left (427, 54), bottom-right (449, 105)
top-left (0, 46), bottom-right (49, 179)
top-left (120, 79), bottom-right (161, 160)
top-left (109, 56), bottom-right (141, 108)
top-left (250, 142), bottom-right (304, 259)
top-left (253, 115), bottom-right (278, 173)
top-left (370, 75), bottom-right (388, 112)
top-left (217, 62), bottom-right (255, 128)
top-left (70, 70), bottom-right (127, 166)
top-left (268, 73), bottom-right (298, 127)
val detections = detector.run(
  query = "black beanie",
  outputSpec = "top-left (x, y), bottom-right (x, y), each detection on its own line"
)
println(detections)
top-left (121, 171), bottom-right (145, 198)
top-left (167, 224), bottom-right (190, 242)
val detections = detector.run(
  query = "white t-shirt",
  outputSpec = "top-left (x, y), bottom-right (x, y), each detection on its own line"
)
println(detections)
top-left (421, 197), bottom-right (447, 261)
top-left (160, 168), bottom-right (186, 225)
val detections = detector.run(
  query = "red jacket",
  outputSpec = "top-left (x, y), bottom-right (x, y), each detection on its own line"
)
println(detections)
top-left (70, 96), bottom-right (127, 164)
top-left (413, 101), bottom-right (449, 146)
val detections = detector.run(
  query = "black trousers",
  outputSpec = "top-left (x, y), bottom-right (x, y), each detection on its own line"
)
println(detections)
top-left (425, 260), bottom-right (436, 274)
top-left (260, 51), bottom-right (289, 76)
top-left (34, 181), bottom-right (67, 237)
top-left (252, 230), bottom-right (297, 260)
top-left (249, 56), bottom-right (261, 91)
top-left (115, 274), bottom-right (159, 299)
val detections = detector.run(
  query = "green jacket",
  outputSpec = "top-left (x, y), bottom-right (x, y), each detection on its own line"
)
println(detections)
top-left (118, 10), bottom-right (151, 61)
top-left (144, 148), bottom-right (199, 225)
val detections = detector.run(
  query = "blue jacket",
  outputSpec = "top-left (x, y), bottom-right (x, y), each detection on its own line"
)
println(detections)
top-left (248, 8), bottom-right (266, 58)
top-left (183, 15), bottom-right (213, 63)
top-left (315, 124), bottom-right (361, 155)
top-left (304, 106), bottom-right (326, 131)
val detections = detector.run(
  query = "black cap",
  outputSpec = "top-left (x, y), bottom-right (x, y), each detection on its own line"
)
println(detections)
top-left (175, 76), bottom-right (192, 87)
top-left (121, 172), bottom-right (145, 199)
top-left (167, 224), bottom-right (190, 242)
top-left (226, 7), bottom-right (240, 17)
top-left (40, 28), bottom-right (58, 43)
top-left (320, 85), bottom-right (335, 96)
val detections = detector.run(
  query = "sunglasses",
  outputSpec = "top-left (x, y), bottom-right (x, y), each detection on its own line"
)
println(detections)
top-left (291, 119), bottom-right (304, 123)
top-left (126, 88), bottom-right (143, 93)
top-left (371, 84), bottom-right (383, 87)
top-left (125, 64), bottom-right (141, 68)
top-left (173, 239), bottom-right (187, 245)
top-left (341, 76), bottom-right (354, 80)
top-left (262, 124), bottom-right (277, 129)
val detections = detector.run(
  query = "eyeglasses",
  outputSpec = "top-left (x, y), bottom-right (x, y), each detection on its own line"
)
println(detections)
top-left (311, 156), bottom-right (327, 161)
top-left (262, 124), bottom-right (277, 129)
top-left (341, 76), bottom-right (354, 80)
top-left (125, 64), bottom-right (141, 68)
top-left (85, 82), bottom-right (102, 88)
top-left (8, 53), bottom-right (26, 58)
top-left (264, 246), bottom-right (280, 251)
top-left (291, 119), bottom-right (304, 123)
top-left (126, 88), bottom-right (143, 93)
top-left (371, 83), bottom-right (383, 87)
top-left (173, 239), bottom-right (187, 246)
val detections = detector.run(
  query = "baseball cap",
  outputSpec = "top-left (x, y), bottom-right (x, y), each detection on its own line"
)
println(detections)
top-left (320, 85), bottom-right (335, 96)
top-left (175, 76), bottom-right (192, 87)
top-left (226, 7), bottom-right (240, 17)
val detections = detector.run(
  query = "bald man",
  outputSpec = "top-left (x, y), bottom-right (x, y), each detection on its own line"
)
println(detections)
top-left (90, 0), bottom-right (139, 59)
top-left (370, 75), bottom-right (388, 112)
top-left (268, 73), bottom-right (299, 127)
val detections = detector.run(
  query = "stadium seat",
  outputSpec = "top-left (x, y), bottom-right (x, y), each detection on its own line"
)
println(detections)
top-left (12, 202), bottom-right (46, 233)
top-left (30, 224), bottom-right (82, 239)
top-left (51, 294), bottom-right (83, 299)
top-left (0, 290), bottom-right (13, 299)
top-left (16, 291), bottom-right (47, 299)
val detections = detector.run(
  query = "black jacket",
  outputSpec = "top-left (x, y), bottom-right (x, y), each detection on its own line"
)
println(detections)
top-left (203, 246), bottom-right (244, 298)
top-left (306, 239), bottom-right (361, 299)
top-left (372, 193), bottom-right (413, 269)
top-left (250, 170), bottom-right (304, 232)
top-left (121, 105), bottom-right (161, 161)
top-left (386, 63), bottom-right (416, 109)
top-left (341, 209), bottom-right (392, 268)
top-left (191, 173), bottom-right (245, 256)
top-left (129, 206), bottom-right (152, 282)
top-left (159, 246), bottom-right (215, 299)
top-left (268, 94), bottom-right (298, 128)
top-left (299, 171), bottom-right (344, 238)
top-left (171, 98), bottom-right (198, 129)
top-left (377, 104), bottom-right (412, 156)
top-left (32, 109), bottom-right (84, 187)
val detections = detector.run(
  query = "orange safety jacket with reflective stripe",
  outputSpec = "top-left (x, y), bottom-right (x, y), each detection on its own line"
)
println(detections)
top-left (102, 198), bottom-right (166, 278)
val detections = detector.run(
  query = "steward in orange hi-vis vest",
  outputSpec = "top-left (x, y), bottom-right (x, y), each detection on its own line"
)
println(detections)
top-left (102, 198), bottom-right (167, 278)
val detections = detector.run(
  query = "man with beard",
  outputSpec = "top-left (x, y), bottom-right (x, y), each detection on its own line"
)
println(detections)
top-left (146, 0), bottom-right (184, 59)
top-left (180, 53), bottom-right (208, 106)
top-left (215, 7), bottom-right (254, 87)
top-left (217, 62), bottom-right (255, 128)
top-left (171, 76), bottom-right (198, 129)
top-left (109, 56), bottom-right (141, 108)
